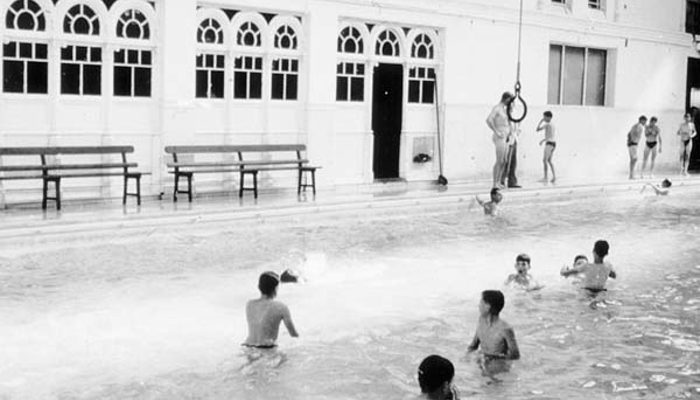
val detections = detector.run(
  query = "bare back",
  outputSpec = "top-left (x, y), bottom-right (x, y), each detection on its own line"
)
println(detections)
top-left (244, 298), bottom-right (295, 347)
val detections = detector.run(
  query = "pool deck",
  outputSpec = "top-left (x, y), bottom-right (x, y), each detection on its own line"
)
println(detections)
top-left (1, 172), bottom-right (699, 244)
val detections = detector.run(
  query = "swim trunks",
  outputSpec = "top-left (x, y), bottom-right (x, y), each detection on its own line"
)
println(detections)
top-left (645, 141), bottom-right (657, 149)
top-left (545, 141), bottom-right (556, 149)
top-left (683, 139), bottom-right (691, 147)
top-left (584, 287), bottom-right (607, 293)
top-left (242, 343), bottom-right (277, 349)
top-left (627, 141), bottom-right (638, 147)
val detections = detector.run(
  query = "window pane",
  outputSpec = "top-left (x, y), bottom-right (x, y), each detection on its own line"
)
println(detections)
top-left (27, 61), bottom-right (47, 93)
top-left (408, 80), bottom-right (420, 103)
top-left (548, 45), bottom-right (562, 104)
top-left (196, 70), bottom-right (208, 98)
top-left (114, 66), bottom-right (132, 96)
top-left (563, 46), bottom-right (584, 105)
top-left (211, 71), bottom-right (224, 98)
top-left (234, 71), bottom-right (247, 99)
top-left (271, 73), bottom-right (284, 99)
top-left (61, 63), bottom-right (80, 94)
top-left (3, 60), bottom-right (24, 92)
top-left (287, 75), bottom-right (298, 100)
top-left (250, 72), bottom-right (262, 99)
top-left (422, 80), bottom-right (435, 104)
top-left (585, 49), bottom-right (606, 106)
top-left (336, 76), bottom-right (348, 101)
top-left (134, 67), bottom-right (151, 97)
top-left (350, 77), bottom-right (363, 101)
top-left (83, 65), bottom-right (101, 95)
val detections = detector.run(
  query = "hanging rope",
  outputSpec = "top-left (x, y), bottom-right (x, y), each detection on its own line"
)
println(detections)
top-left (507, 0), bottom-right (528, 123)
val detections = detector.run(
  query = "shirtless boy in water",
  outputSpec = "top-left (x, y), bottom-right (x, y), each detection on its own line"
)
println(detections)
top-left (243, 271), bottom-right (299, 348)
top-left (505, 253), bottom-right (543, 291)
top-left (475, 188), bottom-right (503, 216)
top-left (560, 240), bottom-right (617, 292)
top-left (467, 290), bottom-right (519, 374)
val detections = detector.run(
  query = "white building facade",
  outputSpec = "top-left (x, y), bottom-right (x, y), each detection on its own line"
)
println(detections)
top-left (0, 0), bottom-right (697, 203)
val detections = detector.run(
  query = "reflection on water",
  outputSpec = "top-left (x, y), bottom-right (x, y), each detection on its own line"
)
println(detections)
top-left (1, 192), bottom-right (700, 399)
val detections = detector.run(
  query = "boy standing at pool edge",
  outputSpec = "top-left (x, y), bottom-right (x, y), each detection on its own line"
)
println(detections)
top-left (561, 240), bottom-right (617, 291)
top-left (467, 290), bottom-right (520, 370)
top-left (243, 271), bottom-right (299, 348)
top-left (536, 111), bottom-right (556, 183)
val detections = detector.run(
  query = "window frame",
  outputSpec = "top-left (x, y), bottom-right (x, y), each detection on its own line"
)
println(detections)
top-left (548, 43), bottom-right (609, 107)
top-left (336, 23), bottom-right (368, 103)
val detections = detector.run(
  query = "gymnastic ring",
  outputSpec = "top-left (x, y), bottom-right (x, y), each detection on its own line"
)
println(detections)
top-left (507, 93), bottom-right (528, 123)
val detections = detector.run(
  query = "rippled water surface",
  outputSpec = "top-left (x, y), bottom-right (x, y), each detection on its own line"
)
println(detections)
top-left (1, 191), bottom-right (699, 399)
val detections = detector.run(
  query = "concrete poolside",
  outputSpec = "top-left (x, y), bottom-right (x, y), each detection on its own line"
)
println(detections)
top-left (0, 172), bottom-right (699, 245)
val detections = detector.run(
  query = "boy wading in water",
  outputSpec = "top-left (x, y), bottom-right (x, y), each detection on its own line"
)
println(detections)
top-left (536, 111), bottom-right (556, 183)
top-left (475, 188), bottom-right (503, 216)
top-left (467, 290), bottom-right (520, 374)
top-left (243, 271), bottom-right (299, 349)
top-left (560, 240), bottom-right (617, 292)
top-left (505, 253), bottom-right (543, 291)
top-left (414, 355), bottom-right (460, 400)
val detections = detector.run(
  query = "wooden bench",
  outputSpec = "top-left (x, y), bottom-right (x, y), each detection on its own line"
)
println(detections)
top-left (164, 144), bottom-right (318, 201)
top-left (0, 146), bottom-right (146, 210)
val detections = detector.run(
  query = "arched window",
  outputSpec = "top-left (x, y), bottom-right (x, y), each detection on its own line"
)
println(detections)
top-left (236, 21), bottom-right (261, 47)
top-left (233, 19), bottom-right (264, 99)
top-left (116, 8), bottom-right (150, 40)
top-left (61, 4), bottom-right (102, 96)
top-left (113, 8), bottom-right (152, 97)
top-left (5, 0), bottom-right (46, 31)
top-left (411, 34), bottom-right (433, 59)
top-left (196, 17), bottom-right (225, 99)
top-left (3, 0), bottom-right (48, 93)
top-left (337, 26), bottom-right (363, 54)
top-left (375, 29), bottom-right (400, 57)
top-left (271, 24), bottom-right (299, 100)
top-left (336, 25), bottom-right (366, 102)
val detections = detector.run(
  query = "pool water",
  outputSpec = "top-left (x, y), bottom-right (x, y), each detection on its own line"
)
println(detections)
top-left (1, 191), bottom-right (699, 399)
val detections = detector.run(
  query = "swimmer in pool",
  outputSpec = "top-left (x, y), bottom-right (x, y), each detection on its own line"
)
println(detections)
top-left (414, 355), bottom-right (460, 400)
top-left (475, 188), bottom-right (502, 216)
top-left (243, 271), bottom-right (299, 349)
top-left (641, 178), bottom-right (672, 196)
top-left (560, 240), bottom-right (617, 292)
top-left (505, 253), bottom-right (543, 291)
top-left (467, 290), bottom-right (520, 375)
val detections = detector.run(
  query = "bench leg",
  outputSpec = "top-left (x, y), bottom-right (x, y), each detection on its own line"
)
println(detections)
top-left (187, 175), bottom-right (192, 202)
top-left (297, 169), bottom-right (302, 195)
top-left (239, 171), bottom-right (244, 198)
top-left (253, 171), bottom-right (258, 199)
top-left (122, 176), bottom-right (128, 205)
top-left (42, 178), bottom-right (48, 210)
top-left (311, 169), bottom-right (316, 195)
top-left (173, 174), bottom-right (179, 202)
top-left (55, 179), bottom-right (61, 211)
top-left (137, 175), bottom-right (141, 206)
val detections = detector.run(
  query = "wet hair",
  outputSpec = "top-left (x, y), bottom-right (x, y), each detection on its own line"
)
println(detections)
top-left (661, 179), bottom-right (672, 188)
top-left (490, 187), bottom-right (502, 203)
top-left (650, 116), bottom-right (657, 123)
top-left (418, 355), bottom-right (454, 394)
top-left (515, 253), bottom-right (531, 264)
top-left (574, 254), bottom-right (589, 264)
top-left (258, 271), bottom-right (280, 296)
top-left (501, 92), bottom-right (514, 103)
top-left (482, 290), bottom-right (505, 316)
top-left (639, 115), bottom-right (647, 122)
top-left (593, 240), bottom-right (609, 258)
top-left (543, 111), bottom-right (553, 118)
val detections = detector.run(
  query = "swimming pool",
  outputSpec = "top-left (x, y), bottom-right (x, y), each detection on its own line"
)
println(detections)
top-left (1, 189), bottom-right (699, 399)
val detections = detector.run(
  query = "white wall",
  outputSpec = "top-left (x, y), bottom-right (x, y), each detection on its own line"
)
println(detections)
top-left (0, 0), bottom-right (695, 205)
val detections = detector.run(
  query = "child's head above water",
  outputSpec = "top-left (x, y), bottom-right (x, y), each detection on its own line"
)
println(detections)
top-left (480, 290), bottom-right (505, 316)
top-left (515, 253), bottom-right (531, 274)
top-left (573, 254), bottom-right (588, 267)
top-left (661, 179), bottom-right (672, 188)
top-left (490, 188), bottom-right (503, 203)
top-left (417, 355), bottom-right (455, 395)
top-left (258, 271), bottom-right (280, 297)
top-left (593, 240), bottom-right (609, 259)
